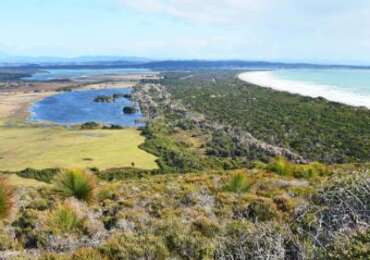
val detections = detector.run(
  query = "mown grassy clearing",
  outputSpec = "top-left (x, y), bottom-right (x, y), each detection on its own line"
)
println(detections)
top-left (0, 124), bottom-right (158, 171)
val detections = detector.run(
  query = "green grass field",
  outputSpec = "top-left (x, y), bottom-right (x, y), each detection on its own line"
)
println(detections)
top-left (0, 124), bottom-right (158, 171)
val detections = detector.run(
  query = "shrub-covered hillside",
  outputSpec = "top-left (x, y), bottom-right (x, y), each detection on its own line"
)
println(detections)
top-left (0, 162), bottom-right (368, 259)
top-left (0, 71), bottom-right (369, 259)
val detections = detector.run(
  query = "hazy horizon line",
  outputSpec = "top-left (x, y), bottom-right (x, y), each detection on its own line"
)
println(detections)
top-left (1, 54), bottom-right (370, 67)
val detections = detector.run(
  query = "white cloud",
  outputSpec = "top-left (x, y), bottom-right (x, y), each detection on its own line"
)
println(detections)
top-left (120, 0), bottom-right (370, 28)
top-left (118, 0), bottom-right (370, 62)
top-left (120, 0), bottom-right (278, 25)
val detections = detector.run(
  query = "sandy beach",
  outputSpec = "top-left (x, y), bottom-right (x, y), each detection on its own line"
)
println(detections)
top-left (239, 71), bottom-right (370, 108)
top-left (0, 91), bottom-right (56, 121)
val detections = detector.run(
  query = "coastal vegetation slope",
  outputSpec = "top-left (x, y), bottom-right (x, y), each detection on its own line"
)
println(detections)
top-left (0, 69), bottom-right (368, 259)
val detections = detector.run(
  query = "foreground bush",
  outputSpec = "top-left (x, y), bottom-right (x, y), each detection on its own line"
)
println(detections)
top-left (294, 171), bottom-right (370, 256)
top-left (100, 233), bottom-right (169, 259)
top-left (54, 170), bottom-right (96, 202)
top-left (40, 248), bottom-right (108, 260)
top-left (215, 221), bottom-right (298, 259)
top-left (324, 227), bottom-right (370, 259)
top-left (0, 177), bottom-right (13, 220)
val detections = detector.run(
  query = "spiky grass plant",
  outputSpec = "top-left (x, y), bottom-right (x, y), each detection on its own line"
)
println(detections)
top-left (267, 156), bottom-right (294, 176)
top-left (47, 202), bottom-right (83, 234)
top-left (0, 177), bottom-right (14, 220)
top-left (223, 173), bottom-right (251, 194)
top-left (54, 169), bottom-right (96, 203)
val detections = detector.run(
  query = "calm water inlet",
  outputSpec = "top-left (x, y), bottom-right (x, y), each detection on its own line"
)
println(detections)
top-left (30, 88), bottom-right (143, 126)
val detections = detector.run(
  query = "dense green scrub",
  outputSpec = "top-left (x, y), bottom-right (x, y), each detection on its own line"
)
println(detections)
top-left (162, 71), bottom-right (370, 163)
top-left (140, 120), bottom-right (234, 173)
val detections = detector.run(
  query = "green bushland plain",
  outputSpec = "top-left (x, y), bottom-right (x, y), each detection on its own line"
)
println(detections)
top-left (162, 71), bottom-right (370, 163)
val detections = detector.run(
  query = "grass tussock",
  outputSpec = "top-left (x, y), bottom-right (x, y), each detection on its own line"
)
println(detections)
top-left (47, 202), bottom-right (84, 235)
top-left (223, 173), bottom-right (252, 194)
top-left (0, 177), bottom-right (14, 220)
top-left (54, 169), bottom-right (96, 203)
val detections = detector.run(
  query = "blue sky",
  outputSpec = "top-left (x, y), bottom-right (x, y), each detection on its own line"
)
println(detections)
top-left (1, 0), bottom-right (370, 64)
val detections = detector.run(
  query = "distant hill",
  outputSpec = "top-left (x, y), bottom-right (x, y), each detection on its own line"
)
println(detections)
top-left (136, 60), bottom-right (370, 70)
top-left (0, 55), bottom-right (151, 67)
top-left (1, 57), bottom-right (370, 70)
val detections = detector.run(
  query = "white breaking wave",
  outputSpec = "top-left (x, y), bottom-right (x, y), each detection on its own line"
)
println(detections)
top-left (239, 71), bottom-right (370, 109)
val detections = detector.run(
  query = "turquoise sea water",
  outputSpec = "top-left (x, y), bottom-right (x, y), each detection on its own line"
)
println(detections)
top-left (273, 69), bottom-right (370, 97)
top-left (30, 88), bottom-right (143, 126)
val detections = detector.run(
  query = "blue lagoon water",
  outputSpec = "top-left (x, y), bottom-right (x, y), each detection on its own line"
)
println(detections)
top-left (30, 88), bottom-right (143, 126)
top-left (239, 69), bottom-right (370, 108)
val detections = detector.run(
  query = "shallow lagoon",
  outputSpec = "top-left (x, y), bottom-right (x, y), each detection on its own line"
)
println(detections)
top-left (30, 88), bottom-right (143, 126)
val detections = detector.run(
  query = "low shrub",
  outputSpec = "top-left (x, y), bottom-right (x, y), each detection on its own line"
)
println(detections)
top-left (17, 168), bottom-right (61, 183)
top-left (80, 122), bottom-right (101, 129)
top-left (215, 221), bottom-right (296, 259)
top-left (97, 167), bottom-right (156, 181)
top-left (192, 217), bottom-right (221, 238)
top-left (0, 227), bottom-right (17, 250)
top-left (324, 228), bottom-right (370, 259)
top-left (99, 233), bottom-right (169, 260)
top-left (12, 208), bottom-right (47, 249)
top-left (72, 248), bottom-right (109, 260)
top-left (27, 198), bottom-right (49, 211)
top-left (245, 199), bottom-right (278, 222)
top-left (273, 195), bottom-right (295, 213)
top-left (0, 177), bottom-right (14, 220)
top-left (293, 171), bottom-right (370, 256)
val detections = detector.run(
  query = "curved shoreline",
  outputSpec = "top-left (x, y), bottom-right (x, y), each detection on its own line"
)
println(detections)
top-left (239, 71), bottom-right (370, 109)
top-left (0, 74), bottom-right (153, 125)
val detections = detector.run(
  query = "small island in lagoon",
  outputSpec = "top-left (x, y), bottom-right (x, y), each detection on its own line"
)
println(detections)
top-left (94, 93), bottom-right (132, 103)
top-left (93, 95), bottom-right (114, 103)
top-left (123, 106), bottom-right (137, 114)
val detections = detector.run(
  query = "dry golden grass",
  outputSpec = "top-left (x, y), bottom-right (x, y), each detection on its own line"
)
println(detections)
top-left (2, 174), bottom-right (49, 188)
top-left (0, 125), bottom-right (158, 171)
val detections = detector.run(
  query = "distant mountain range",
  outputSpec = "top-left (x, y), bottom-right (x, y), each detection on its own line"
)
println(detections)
top-left (0, 55), bottom-right (151, 66)
top-left (1, 55), bottom-right (370, 70)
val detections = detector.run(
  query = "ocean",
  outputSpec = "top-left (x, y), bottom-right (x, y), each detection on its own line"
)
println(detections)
top-left (239, 69), bottom-right (370, 108)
